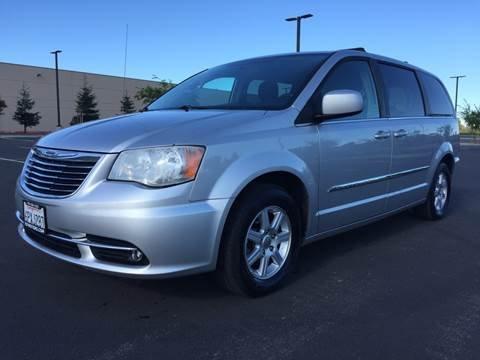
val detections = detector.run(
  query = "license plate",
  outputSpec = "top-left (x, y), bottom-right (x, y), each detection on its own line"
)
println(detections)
top-left (23, 201), bottom-right (46, 234)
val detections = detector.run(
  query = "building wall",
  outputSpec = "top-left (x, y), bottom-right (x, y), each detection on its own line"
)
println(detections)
top-left (0, 62), bottom-right (160, 132)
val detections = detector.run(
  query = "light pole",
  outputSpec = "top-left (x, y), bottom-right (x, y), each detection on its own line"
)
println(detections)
top-left (450, 75), bottom-right (466, 114)
top-left (285, 14), bottom-right (313, 52)
top-left (50, 50), bottom-right (62, 127)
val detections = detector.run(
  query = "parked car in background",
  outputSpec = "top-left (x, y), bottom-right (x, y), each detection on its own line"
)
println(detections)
top-left (15, 48), bottom-right (459, 296)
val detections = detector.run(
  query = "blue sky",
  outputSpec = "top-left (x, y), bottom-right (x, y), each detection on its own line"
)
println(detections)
top-left (2, 0), bottom-right (479, 107)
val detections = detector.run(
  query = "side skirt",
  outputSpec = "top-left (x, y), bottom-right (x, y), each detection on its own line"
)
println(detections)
top-left (302, 198), bottom-right (426, 245)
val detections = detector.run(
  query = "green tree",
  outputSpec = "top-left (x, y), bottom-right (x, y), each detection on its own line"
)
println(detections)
top-left (0, 95), bottom-right (6, 115)
top-left (72, 80), bottom-right (100, 124)
top-left (120, 94), bottom-right (135, 114)
top-left (12, 85), bottom-right (41, 133)
top-left (461, 102), bottom-right (480, 134)
top-left (135, 81), bottom-right (174, 106)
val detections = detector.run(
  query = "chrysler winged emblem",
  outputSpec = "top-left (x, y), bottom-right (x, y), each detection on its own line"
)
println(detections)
top-left (34, 148), bottom-right (80, 159)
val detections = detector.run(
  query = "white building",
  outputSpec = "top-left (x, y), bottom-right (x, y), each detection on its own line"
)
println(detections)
top-left (0, 62), bottom-right (160, 133)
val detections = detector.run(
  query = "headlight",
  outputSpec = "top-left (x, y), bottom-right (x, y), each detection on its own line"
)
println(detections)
top-left (108, 146), bottom-right (205, 187)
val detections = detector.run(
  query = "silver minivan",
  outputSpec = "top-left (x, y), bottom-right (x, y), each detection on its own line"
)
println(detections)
top-left (15, 49), bottom-right (459, 296)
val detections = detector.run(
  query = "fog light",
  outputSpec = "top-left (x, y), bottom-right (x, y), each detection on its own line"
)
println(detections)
top-left (130, 249), bottom-right (144, 262)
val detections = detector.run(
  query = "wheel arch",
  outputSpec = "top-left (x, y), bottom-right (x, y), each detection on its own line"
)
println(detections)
top-left (428, 141), bottom-right (456, 183)
top-left (230, 171), bottom-right (310, 236)
top-left (194, 149), bottom-right (318, 269)
top-left (215, 170), bottom-right (311, 270)
top-left (440, 153), bottom-right (455, 174)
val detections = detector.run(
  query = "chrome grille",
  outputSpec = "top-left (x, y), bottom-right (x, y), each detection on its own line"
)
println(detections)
top-left (22, 148), bottom-right (100, 196)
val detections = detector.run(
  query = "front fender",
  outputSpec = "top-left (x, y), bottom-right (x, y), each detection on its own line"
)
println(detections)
top-left (211, 151), bottom-right (316, 199)
top-left (190, 148), bottom-right (318, 238)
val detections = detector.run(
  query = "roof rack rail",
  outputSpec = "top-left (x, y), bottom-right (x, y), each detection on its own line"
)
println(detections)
top-left (345, 47), bottom-right (366, 52)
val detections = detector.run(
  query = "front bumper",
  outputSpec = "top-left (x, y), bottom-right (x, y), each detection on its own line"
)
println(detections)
top-left (15, 179), bottom-right (229, 278)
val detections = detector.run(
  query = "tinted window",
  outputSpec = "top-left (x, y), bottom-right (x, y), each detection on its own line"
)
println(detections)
top-left (419, 72), bottom-right (454, 115)
top-left (203, 77), bottom-right (235, 91)
top-left (197, 77), bottom-right (235, 106)
top-left (246, 80), bottom-right (294, 106)
top-left (247, 80), bottom-right (292, 96)
top-left (148, 54), bottom-right (329, 111)
top-left (378, 64), bottom-right (424, 117)
top-left (318, 60), bottom-right (379, 119)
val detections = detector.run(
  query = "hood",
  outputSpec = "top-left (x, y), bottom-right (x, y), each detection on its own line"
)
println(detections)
top-left (36, 110), bottom-right (267, 153)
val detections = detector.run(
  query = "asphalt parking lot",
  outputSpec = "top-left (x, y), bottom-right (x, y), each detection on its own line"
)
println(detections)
top-left (1, 136), bottom-right (480, 360)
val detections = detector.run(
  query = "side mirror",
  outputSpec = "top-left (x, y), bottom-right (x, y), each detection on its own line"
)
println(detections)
top-left (315, 90), bottom-right (363, 120)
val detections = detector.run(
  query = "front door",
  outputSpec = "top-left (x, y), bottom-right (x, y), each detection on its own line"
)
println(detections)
top-left (313, 60), bottom-right (393, 233)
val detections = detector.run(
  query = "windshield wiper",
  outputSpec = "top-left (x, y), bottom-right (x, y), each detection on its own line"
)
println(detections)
top-left (174, 104), bottom-right (212, 111)
top-left (144, 105), bottom-right (214, 112)
top-left (175, 105), bottom-right (214, 111)
top-left (178, 105), bottom-right (194, 112)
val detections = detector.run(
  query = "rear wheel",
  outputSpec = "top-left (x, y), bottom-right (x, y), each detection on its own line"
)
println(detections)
top-left (412, 162), bottom-right (451, 220)
top-left (217, 184), bottom-right (301, 297)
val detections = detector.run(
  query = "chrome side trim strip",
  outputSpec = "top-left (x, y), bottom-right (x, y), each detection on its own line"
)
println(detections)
top-left (316, 183), bottom-right (428, 216)
top-left (328, 174), bottom-right (388, 192)
top-left (16, 211), bottom-right (137, 251)
top-left (328, 165), bottom-right (430, 192)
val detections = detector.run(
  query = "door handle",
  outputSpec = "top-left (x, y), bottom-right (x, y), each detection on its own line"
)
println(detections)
top-left (394, 129), bottom-right (408, 138)
top-left (374, 131), bottom-right (391, 140)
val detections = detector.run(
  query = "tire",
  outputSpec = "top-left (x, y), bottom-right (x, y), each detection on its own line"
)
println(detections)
top-left (412, 162), bottom-right (451, 220)
top-left (216, 184), bottom-right (302, 297)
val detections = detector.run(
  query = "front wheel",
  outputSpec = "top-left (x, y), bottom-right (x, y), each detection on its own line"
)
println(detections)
top-left (217, 184), bottom-right (301, 297)
top-left (412, 162), bottom-right (451, 220)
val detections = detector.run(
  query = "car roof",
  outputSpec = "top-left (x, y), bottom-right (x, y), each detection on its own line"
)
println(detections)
top-left (333, 48), bottom-right (438, 77)
top-left (222, 51), bottom-right (333, 65)
top-left (218, 49), bottom-right (439, 81)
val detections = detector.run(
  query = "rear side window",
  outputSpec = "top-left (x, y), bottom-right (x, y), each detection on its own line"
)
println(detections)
top-left (378, 64), bottom-right (424, 117)
top-left (419, 72), bottom-right (454, 116)
top-left (318, 60), bottom-right (380, 119)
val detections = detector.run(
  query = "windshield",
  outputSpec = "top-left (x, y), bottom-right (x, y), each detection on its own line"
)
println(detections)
top-left (147, 54), bottom-right (329, 111)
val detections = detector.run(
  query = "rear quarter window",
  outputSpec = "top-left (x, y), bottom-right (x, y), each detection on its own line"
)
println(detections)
top-left (419, 72), bottom-right (454, 116)
top-left (378, 64), bottom-right (425, 117)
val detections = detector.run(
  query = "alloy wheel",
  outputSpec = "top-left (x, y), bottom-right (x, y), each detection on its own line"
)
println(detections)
top-left (434, 172), bottom-right (449, 213)
top-left (243, 206), bottom-right (292, 280)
